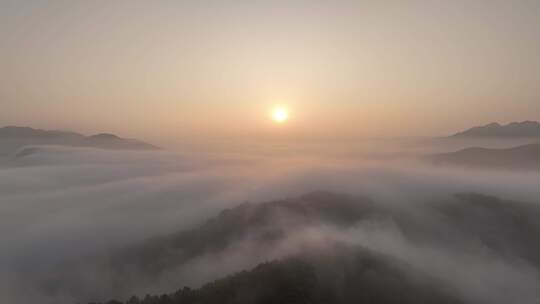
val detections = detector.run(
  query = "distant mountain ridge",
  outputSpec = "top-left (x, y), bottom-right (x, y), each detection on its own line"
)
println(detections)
top-left (82, 191), bottom-right (540, 304)
top-left (452, 121), bottom-right (540, 138)
top-left (430, 143), bottom-right (540, 170)
top-left (0, 126), bottom-right (86, 140)
top-left (0, 126), bottom-right (158, 154)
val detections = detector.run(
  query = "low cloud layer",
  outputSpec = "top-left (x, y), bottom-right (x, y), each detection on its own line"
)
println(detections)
top-left (1, 144), bottom-right (540, 303)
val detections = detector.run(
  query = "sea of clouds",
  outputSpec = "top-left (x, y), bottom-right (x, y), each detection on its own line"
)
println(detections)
top-left (1, 144), bottom-right (540, 303)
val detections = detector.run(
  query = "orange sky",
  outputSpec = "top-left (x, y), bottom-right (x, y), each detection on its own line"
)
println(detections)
top-left (2, 1), bottom-right (540, 146)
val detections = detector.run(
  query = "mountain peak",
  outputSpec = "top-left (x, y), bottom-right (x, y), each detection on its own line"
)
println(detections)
top-left (0, 126), bottom-right (158, 155)
top-left (88, 133), bottom-right (121, 140)
top-left (0, 126), bottom-right (83, 138)
top-left (452, 121), bottom-right (540, 138)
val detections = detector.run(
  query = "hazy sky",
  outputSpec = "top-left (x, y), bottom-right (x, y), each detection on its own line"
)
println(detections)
top-left (2, 0), bottom-right (540, 145)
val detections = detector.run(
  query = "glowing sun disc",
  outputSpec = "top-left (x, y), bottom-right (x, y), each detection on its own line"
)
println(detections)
top-left (271, 107), bottom-right (289, 123)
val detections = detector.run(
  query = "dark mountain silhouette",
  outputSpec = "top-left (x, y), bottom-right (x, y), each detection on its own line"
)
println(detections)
top-left (452, 121), bottom-right (540, 138)
top-left (0, 126), bottom-right (84, 139)
top-left (0, 126), bottom-right (158, 155)
top-left (81, 133), bottom-right (158, 150)
top-left (35, 191), bottom-right (540, 304)
top-left (105, 192), bottom-right (379, 277)
top-left (429, 143), bottom-right (540, 170)
top-left (89, 248), bottom-right (464, 304)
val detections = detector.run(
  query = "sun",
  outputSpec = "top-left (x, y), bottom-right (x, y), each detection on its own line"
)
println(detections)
top-left (271, 106), bottom-right (289, 123)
